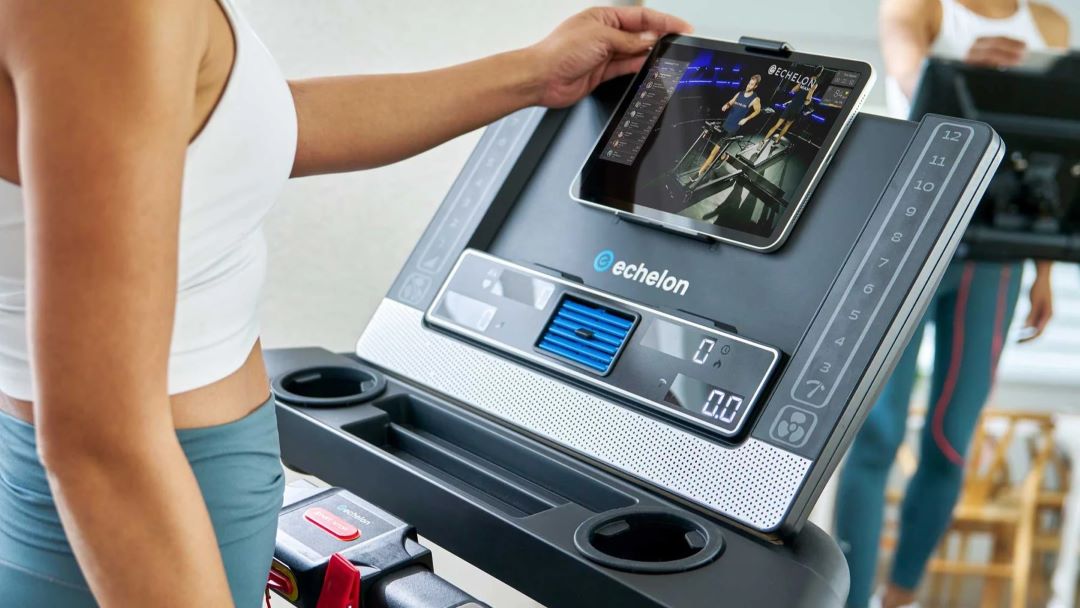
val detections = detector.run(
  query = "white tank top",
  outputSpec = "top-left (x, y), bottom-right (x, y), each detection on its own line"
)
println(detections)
top-left (885, 0), bottom-right (1048, 117)
top-left (0, 0), bottom-right (298, 401)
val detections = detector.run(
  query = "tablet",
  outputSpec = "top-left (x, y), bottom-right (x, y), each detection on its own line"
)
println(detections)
top-left (571, 35), bottom-right (874, 251)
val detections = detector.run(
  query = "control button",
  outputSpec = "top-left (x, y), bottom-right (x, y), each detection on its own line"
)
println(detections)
top-left (304, 507), bottom-right (361, 541)
top-left (398, 273), bottom-right (432, 305)
top-left (769, 405), bottom-right (818, 449)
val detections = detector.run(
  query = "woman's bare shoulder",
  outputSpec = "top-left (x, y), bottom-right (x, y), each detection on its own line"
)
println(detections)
top-left (1029, 2), bottom-right (1071, 49)
top-left (880, 0), bottom-right (943, 40)
top-left (0, 0), bottom-right (207, 74)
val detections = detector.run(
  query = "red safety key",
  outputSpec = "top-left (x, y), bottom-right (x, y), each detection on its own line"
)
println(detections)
top-left (315, 553), bottom-right (361, 608)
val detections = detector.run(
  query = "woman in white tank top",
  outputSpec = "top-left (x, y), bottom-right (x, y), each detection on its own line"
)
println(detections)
top-left (0, 3), bottom-right (692, 606)
top-left (834, 2), bottom-right (1069, 607)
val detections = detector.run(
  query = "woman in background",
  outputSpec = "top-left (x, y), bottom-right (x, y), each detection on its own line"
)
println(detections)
top-left (0, 3), bottom-right (691, 606)
top-left (758, 65), bottom-right (823, 152)
top-left (835, 1), bottom-right (1068, 607)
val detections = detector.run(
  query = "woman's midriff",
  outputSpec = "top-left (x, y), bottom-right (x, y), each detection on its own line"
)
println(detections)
top-left (0, 342), bottom-right (271, 429)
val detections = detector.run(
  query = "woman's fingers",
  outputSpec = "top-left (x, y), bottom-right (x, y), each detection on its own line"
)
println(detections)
top-left (604, 6), bottom-right (694, 36)
top-left (1020, 296), bottom-right (1053, 342)
top-left (602, 27), bottom-right (660, 58)
top-left (966, 36), bottom-right (1026, 67)
top-left (593, 6), bottom-right (694, 70)
top-left (602, 55), bottom-right (649, 82)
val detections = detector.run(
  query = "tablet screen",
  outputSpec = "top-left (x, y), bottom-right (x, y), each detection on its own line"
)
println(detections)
top-left (573, 36), bottom-right (873, 251)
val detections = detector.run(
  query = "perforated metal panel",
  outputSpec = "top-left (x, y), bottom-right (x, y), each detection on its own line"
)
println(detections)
top-left (356, 299), bottom-right (810, 531)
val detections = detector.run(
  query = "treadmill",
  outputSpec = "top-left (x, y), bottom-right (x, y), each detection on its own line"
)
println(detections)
top-left (909, 51), bottom-right (1080, 261)
top-left (266, 38), bottom-right (1004, 607)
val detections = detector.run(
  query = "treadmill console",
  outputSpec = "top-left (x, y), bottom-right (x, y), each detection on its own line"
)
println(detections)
top-left (271, 38), bottom-right (1008, 608)
top-left (364, 105), bottom-right (1001, 535)
top-left (270, 36), bottom-right (1010, 608)
top-left (427, 251), bottom-right (780, 437)
top-left (347, 40), bottom-right (1003, 536)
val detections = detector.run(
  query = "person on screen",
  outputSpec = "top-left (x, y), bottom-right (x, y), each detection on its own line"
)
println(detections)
top-left (0, 3), bottom-right (692, 606)
top-left (693, 74), bottom-right (763, 182)
top-left (758, 66), bottom-right (824, 153)
top-left (834, 1), bottom-right (1068, 607)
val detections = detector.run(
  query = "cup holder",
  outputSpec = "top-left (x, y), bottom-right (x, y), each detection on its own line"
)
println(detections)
top-left (272, 365), bottom-right (386, 408)
top-left (574, 507), bottom-right (723, 574)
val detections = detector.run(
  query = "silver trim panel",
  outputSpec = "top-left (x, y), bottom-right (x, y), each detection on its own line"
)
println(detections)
top-left (357, 299), bottom-right (810, 531)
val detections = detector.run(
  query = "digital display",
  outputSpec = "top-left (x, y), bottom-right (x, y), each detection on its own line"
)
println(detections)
top-left (483, 267), bottom-right (555, 310)
top-left (664, 374), bottom-right (747, 433)
top-left (820, 86), bottom-right (853, 109)
top-left (602, 58), bottom-right (689, 166)
top-left (435, 290), bottom-right (496, 332)
top-left (639, 318), bottom-right (729, 365)
top-left (832, 70), bottom-right (861, 87)
top-left (427, 251), bottom-right (783, 438)
top-left (575, 36), bottom-right (870, 251)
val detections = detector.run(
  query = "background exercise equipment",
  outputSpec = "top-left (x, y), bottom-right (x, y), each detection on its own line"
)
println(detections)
top-left (268, 38), bottom-right (1003, 607)
top-left (909, 52), bottom-right (1080, 262)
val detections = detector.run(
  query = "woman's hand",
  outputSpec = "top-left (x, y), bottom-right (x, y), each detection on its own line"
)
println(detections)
top-left (1020, 261), bottom-right (1053, 343)
top-left (964, 36), bottom-right (1026, 68)
top-left (527, 7), bottom-right (692, 109)
top-left (289, 7), bottom-right (692, 176)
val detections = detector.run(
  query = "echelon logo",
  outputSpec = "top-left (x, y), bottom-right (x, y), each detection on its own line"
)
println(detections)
top-left (592, 249), bottom-right (690, 296)
top-left (769, 64), bottom-right (818, 88)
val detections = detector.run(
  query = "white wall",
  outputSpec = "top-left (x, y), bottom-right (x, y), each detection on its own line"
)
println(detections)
top-left (242, 0), bottom-right (597, 352)
top-left (240, 2), bottom-right (596, 606)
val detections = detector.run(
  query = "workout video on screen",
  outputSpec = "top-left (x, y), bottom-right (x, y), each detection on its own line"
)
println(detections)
top-left (577, 43), bottom-right (864, 245)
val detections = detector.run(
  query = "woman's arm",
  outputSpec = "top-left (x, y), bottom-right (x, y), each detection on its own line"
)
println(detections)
top-left (1030, 2), bottom-right (1070, 49)
top-left (2, 2), bottom-right (234, 606)
top-left (289, 7), bottom-right (691, 177)
top-left (879, 0), bottom-right (939, 99)
top-left (1021, 260), bottom-right (1054, 342)
top-left (1018, 5), bottom-right (1070, 343)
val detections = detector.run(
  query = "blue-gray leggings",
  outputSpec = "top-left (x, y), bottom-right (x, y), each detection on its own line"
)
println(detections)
top-left (0, 397), bottom-right (284, 608)
top-left (836, 260), bottom-right (1022, 607)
